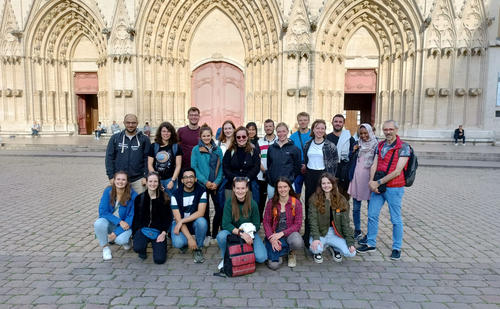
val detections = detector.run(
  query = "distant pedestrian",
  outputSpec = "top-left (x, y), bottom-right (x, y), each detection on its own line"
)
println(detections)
top-left (178, 107), bottom-right (201, 169)
top-left (94, 171), bottom-right (137, 261)
top-left (143, 122), bottom-right (151, 137)
top-left (105, 114), bottom-right (151, 194)
top-left (94, 122), bottom-right (105, 140)
top-left (111, 121), bottom-right (121, 134)
top-left (31, 121), bottom-right (41, 137)
top-left (454, 125), bottom-right (465, 146)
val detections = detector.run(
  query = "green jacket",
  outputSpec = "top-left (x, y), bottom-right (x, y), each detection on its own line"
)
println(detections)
top-left (308, 196), bottom-right (355, 247)
top-left (222, 197), bottom-right (260, 232)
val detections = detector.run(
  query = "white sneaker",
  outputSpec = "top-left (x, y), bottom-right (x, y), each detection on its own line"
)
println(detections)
top-left (218, 259), bottom-right (224, 270)
top-left (102, 246), bottom-right (112, 260)
top-left (122, 241), bottom-right (131, 250)
top-left (203, 236), bottom-right (212, 247)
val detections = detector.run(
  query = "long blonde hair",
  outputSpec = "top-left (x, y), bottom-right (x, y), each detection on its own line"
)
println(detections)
top-left (110, 171), bottom-right (131, 206)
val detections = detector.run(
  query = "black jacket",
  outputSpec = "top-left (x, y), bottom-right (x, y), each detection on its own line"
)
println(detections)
top-left (222, 145), bottom-right (261, 189)
top-left (267, 139), bottom-right (301, 187)
top-left (105, 130), bottom-right (151, 182)
top-left (132, 191), bottom-right (172, 234)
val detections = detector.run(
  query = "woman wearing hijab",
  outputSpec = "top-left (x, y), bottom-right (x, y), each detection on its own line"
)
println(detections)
top-left (347, 123), bottom-right (378, 240)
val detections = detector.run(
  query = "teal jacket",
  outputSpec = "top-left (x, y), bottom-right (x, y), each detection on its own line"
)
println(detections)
top-left (191, 140), bottom-right (223, 187)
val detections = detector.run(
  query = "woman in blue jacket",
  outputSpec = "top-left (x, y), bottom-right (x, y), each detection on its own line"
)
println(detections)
top-left (94, 171), bottom-right (137, 261)
top-left (191, 125), bottom-right (224, 244)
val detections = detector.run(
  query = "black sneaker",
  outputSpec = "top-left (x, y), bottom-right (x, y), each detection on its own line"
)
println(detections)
top-left (356, 245), bottom-right (376, 254)
top-left (179, 246), bottom-right (188, 254)
top-left (326, 246), bottom-right (342, 263)
top-left (138, 252), bottom-right (147, 260)
top-left (390, 250), bottom-right (401, 261)
top-left (354, 230), bottom-right (362, 241)
top-left (313, 253), bottom-right (323, 264)
top-left (193, 249), bottom-right (205, 264)
top-left (358, 235), bottom-right (367, 245)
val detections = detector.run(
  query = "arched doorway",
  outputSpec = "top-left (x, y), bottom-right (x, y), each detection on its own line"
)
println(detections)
top-left (191, 62), bottom-right (244, 129)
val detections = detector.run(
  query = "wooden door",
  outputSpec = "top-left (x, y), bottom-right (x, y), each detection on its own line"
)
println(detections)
top-left (191, 62), bottom-right (244, 130)
top-left (77, 95), bottom-right (87, 134)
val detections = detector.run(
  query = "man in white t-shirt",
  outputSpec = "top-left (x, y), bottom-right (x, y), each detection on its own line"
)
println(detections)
top-left (257, 119), bottom-right (278, 218)
top-left (170, 168), bottom-right (208, 263)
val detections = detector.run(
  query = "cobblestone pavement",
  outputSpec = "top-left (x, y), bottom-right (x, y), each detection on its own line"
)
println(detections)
top-left (0, 155), bottom-right (499, 308)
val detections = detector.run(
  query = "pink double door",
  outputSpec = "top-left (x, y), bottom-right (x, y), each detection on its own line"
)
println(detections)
top-left (191, 62), bottom-right (245, 131)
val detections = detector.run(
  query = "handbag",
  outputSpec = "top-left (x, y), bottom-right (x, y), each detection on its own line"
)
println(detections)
top-left (223, 234), bottom-right (256, 277)
top-left (141, 227), bottom-right (160, 240)
top-left (373, 149), bottom-right (396, 193)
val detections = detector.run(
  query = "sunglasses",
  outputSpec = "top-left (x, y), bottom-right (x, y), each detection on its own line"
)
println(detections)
top-left (233, 176), bottom-right (249, 182)
top-left (236, 135), bottom-right (247, 140)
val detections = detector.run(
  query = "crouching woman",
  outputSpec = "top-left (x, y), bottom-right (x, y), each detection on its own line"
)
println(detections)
top-left (263, 177), bottom-right (304, 270)
top-left (309, 173), bottom-right (356, 263)
top-left (216, 177), bottom-right (267, 270)
top-left (94, 171), bottom-right (137, 261)
top-left (132, 172), bottom-right (173, 264)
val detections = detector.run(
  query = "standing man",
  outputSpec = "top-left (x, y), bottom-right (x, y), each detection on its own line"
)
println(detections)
top-left (105, 114), bottom-right (151, 194)
top-left (178, 107), bottom-right (201, 169)
top-left (171, 168), bottom-right (208, 263)
top-left (257, 119), bottom-right (278, 217)
top-left (326, 114), bottom-right (355, 199)
top-left (289, 112), bottom-right (312, 197)
top-left (357, 120), bottom-right (410, 261)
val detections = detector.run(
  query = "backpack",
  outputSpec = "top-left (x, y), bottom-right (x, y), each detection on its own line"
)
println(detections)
top-left (153, 143), bottom-right (178, 177)
top-left (223, 234), bottom-right (256, 277)
top-left (403, 144), bottom-right (418, 187)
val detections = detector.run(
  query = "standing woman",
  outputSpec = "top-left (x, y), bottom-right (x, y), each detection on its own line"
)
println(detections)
top-left (132, 172), bottom-right (173, 264)
top-left (216, 177), bottom-right (267, 270)
top-left (218, 120), bottom-right (236, 155)
top-left (222, 126), bottom-right (261, 202)
top-left (94, 171), bottom-right (137, 261)
top-left (148, 122), bottom-right (183, 196)
top-left (191, 125), bottom-right (224, 244)
top-left (246, 122), bottom-right (259, 148)
top-left (348, 124), bottom-right (378, 240)
top-left (309, 173), bottom-right (356, 263)
top-left (303, 119), bottom-right (339, 246)
top-left (263, 177), bottom-right (304, 270)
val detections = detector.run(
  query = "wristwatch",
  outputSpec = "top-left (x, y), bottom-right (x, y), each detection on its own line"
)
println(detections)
top-left (377, 179), bottom-right (382, 185)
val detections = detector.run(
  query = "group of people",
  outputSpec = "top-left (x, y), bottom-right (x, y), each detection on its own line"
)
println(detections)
top-left (96, 107), bottom-right (411, 270)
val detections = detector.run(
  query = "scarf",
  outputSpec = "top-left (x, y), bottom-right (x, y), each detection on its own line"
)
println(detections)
top-left (357, 123), bottom-right (378, 168)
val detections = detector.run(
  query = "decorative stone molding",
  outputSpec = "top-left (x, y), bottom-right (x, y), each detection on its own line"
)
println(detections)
top-left (5, 89), bottom-right (13, 97)
top-left (114, 90), bottom-right (123, 97)
top-left (468, 88), bottom-right (482, 96)
top-left (457, 47), bottom-right (470, 56)
top-left (428, 48), bottom-right (441, 57)
top-left (425, 88), bottom-right (436, 97)
top-left (123, 90), bottom-right (133, 97)
top-left (441, 47), bottom-right (453, 57)
top-left (439, 88), bottom-right (449, 97)
top-left (299, 88), bottom-right (309, 97)
top-left (455, 88), bottom-right (466, 96)
top-left (14, 89), bottom-right (23, 97)
top-left (0, 90), bottom-right (2, 97)
top-left (471, 47), bottom-right (484, 56)
top-left (287, 89), bottom-right (296, 96)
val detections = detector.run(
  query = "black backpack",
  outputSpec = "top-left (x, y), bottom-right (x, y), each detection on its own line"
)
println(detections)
top-left (403, 144), bottom-right (418, 187)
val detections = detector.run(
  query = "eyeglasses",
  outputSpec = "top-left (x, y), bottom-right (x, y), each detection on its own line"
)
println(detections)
top-left (182, 175), bottom-right (195, 180)
top-left (236, 135), bottom-right (247, 140)
top-left (125, 122), bottom-right (137, 125)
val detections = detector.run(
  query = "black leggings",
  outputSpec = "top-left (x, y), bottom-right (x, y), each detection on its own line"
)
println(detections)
top-left (133, 230), bottom-right (167, 264)
top-left (303, 168), bottom-right (326, 246)
top-left (204, 189), bottom-right (222, 238)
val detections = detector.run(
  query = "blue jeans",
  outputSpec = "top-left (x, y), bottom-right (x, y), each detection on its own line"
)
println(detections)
top-left (216, 230), bottom-right (268, 263)
top-left (367, 187), bottom-right (405, 250)
top-left (293, 174), bottom-right (304, 194)
top-left (160, 178), bottom-right (178, 197)
top-left (267, 184), bottom-right (275, 200)
top-left (250, 179), bottom-right (260, 205)
top-left (170, 217), bottom-right (208, 248)
top-left (309, 227), bottom-right (356, 257)
top-left (94, 218), bottom-right (131, 247)
top-left (352, 199), bottom-right (370, 231)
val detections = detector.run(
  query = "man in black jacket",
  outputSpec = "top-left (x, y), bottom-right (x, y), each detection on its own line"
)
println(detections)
top-left (266, 122), bottom-right (301, 198)
top-left (105, 114), bottom-right (151, 194)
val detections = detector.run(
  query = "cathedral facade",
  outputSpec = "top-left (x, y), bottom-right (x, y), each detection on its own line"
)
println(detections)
top-left (0, 0), bottom-right (498, 141)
